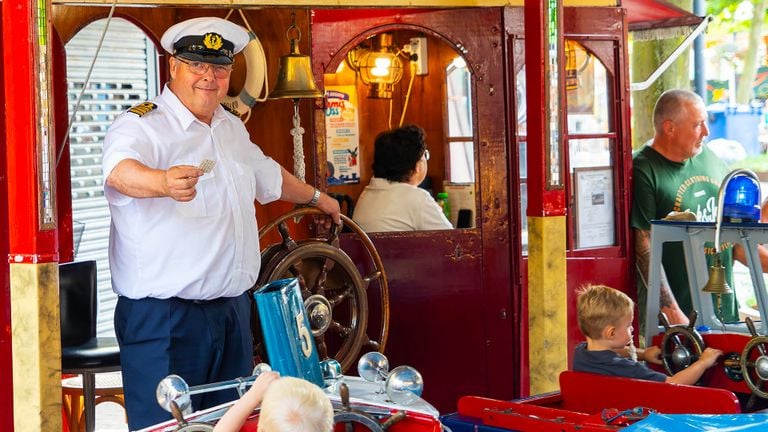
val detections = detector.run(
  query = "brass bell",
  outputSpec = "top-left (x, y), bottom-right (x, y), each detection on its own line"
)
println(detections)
top-left (269, 36), bottom-right (322, 100)
top-left (702, 253), bottom-right (732, 294)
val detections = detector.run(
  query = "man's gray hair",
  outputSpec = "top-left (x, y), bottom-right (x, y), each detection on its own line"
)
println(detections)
top-left (652, 89), bottom-right (705, 133)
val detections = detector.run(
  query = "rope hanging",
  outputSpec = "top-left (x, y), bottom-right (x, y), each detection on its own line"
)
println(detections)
top-left (290, 101), bottom-right (306, 182)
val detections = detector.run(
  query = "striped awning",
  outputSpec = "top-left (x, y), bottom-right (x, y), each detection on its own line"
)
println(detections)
top-left (624, 0), bottom-right (704, 41)
top-left (624, 0), bottom-right (703, 32)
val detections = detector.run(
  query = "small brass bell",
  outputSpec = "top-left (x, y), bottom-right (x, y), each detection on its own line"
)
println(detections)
top-left (702, 253), bottom-right (732, 294)
top-left (269, 16), bottom-right (322, 100)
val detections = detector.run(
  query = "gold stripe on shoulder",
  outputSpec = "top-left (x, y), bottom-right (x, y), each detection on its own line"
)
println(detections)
top-left (128, 102), bottom-right (157, 117)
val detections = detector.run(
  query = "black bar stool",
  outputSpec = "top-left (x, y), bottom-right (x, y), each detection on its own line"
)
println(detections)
top-left (60, 260), bottom-right (122, 432)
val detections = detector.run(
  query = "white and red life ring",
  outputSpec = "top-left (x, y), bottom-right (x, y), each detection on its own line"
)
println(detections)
top-left (222, 31), bottom-right (268, 117)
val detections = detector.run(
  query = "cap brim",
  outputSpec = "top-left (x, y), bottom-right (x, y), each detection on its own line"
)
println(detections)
top-left (177, 52), bottom-right (233, 65)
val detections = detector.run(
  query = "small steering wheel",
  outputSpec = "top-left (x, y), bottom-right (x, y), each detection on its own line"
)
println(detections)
top-left (255, 207), bottom-right (389, 372)
top-left (333, 383), bottom-right (406, 432)
top-left (659, 310), bottom-right (705, 376)
top-left (740, 317), bottom-right (768, 399)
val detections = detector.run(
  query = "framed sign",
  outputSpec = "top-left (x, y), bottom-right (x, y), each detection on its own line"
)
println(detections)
top-left (573, 167), bottom-right (615, 249)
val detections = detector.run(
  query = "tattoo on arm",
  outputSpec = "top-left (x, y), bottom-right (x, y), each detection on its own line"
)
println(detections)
top-left (635, 229), bottom-right (676, 309)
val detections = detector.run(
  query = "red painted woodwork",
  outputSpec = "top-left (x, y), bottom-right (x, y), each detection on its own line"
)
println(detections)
top-left (0, 6), bottom-right (12, 432)
top-left (313, 7), bottom-right (518, 412)
top-left (523, 1), bottom-right (567, 216)
top-left (3, 0), bottom-right (59, 263)
top-left (452, 370), bottom-right (742, 431)
top-left (650, 332), bottom-right (755, 396)
top-left (53, 30), bottom-right (75, 263)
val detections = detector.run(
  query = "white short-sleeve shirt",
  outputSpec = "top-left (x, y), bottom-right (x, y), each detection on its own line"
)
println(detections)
top-left (352, 177), bottom-right (453, 232)
top-left (102, 86), bottom-right (282, 300)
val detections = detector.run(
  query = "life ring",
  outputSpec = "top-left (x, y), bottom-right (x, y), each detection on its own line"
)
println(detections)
top-left (222, 31), bottom-right (268, 117)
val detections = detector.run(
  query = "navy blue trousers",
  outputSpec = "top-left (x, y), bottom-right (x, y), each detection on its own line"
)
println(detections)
top-left (115, 292), bottom-right (253, 430)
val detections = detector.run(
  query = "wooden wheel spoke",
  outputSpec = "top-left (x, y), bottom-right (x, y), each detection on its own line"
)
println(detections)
top-left (312, 261), bottom-right (331, 295)
top-left (277, 222), bottom-right (297, 250)
top-left (363, 270), bottom-right (381, 286)
top-left (329, 320), bottom-right (352, 339)
top-left (758, 344), bottom-right (768, 357)
top-left (757, 377), bottom-right (767, 390)
top-left (327, 286), bottom-right (354, 306)
top-left (364, 339), bottom-right (381, 351)
top-left (315, 335), bottom-right (329, 360)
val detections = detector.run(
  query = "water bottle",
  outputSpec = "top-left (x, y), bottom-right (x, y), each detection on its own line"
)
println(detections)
top-left (436, 192), bottom-right (450, 219)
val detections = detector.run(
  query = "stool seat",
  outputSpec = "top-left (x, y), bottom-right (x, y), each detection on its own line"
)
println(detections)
top-left (59, 261), bottom-right (122, 432)
top-left (62, 337), bottom-right (120, 370)
top-left (62, 371), bottom-right (124, 395)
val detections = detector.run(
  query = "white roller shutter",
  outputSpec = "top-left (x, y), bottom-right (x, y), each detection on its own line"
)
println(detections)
top-left (66, 18), bottom-right (159, 336)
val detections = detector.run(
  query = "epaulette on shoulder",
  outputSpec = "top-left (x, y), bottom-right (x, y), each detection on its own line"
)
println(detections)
top-left (127, 102), bottom-right (158, 117)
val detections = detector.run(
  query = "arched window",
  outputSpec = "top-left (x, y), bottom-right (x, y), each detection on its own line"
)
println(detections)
top-left (66, 18), bottom-right (159, 336)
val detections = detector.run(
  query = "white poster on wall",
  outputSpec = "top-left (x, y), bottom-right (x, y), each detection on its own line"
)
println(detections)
top-left (574, 167), bottom-right (615, 249)
top-left (325, 86), bottom-right (360, 185)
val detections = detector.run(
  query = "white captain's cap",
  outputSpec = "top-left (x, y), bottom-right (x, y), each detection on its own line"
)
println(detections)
top-left (160, 17), bottom-right (249, 65)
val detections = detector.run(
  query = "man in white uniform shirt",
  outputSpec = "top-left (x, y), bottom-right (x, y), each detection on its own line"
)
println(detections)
top-left (102, 17), bottom-right (339, 430)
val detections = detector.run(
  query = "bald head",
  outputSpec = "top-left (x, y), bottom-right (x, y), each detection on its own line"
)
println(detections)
top-left (652, 89), bottom-right (705, 133)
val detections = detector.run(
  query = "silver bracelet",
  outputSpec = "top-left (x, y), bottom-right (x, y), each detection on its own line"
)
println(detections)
top-left (308, 188), bottom-right (321, 206)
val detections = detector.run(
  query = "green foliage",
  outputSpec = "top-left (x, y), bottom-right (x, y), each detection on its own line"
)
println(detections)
top-left (730, 152), bottom-right (768, 172)
top-left (707, 0), bottom-right (765, 36)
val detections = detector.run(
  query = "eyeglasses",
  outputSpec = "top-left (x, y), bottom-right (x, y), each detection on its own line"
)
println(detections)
top-left (174, 56), bottom-right (232, 78)
top-left (423, 149), bottom-right (430, 161)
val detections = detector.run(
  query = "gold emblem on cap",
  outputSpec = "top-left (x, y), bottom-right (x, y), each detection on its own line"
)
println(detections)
top-left (203, 33), bottom-right (223, 50)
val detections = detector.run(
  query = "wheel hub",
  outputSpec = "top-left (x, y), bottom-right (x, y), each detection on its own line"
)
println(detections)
top-left (305, 294), bottom-right (333, 336)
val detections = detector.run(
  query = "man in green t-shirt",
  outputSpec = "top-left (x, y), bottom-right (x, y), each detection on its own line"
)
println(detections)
top-left (631, 89), bottom-right (744, 326)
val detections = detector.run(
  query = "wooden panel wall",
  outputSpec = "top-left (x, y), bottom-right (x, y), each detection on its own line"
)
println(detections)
top-left (324, 29), bottom-right (455, 202)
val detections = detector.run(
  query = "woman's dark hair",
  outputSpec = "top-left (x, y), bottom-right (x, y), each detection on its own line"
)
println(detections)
top-left (372, 125), bottom-right (427, 183)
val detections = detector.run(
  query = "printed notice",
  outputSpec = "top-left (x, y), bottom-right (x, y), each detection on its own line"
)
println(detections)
top-left (325, 86), bottom-right (360, 185)
top-left (574, 167), bottom-right (615, 249)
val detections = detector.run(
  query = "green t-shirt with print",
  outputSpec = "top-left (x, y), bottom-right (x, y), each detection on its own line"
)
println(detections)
top-left (631, 144), bottom-right (738, 323)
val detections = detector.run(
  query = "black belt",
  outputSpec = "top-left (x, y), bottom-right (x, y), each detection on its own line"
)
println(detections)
top-left (171, 296), bottom-right (237, 306)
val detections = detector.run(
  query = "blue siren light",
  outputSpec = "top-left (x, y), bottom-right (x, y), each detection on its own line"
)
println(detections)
top-left (723, 174), bottom-right (761, 222)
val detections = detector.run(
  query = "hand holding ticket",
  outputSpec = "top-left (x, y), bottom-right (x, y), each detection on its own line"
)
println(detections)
top-left (198, 159), bottom-right (216, 174)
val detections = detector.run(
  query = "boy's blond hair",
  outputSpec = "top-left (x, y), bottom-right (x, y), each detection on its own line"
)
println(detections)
top-left (576, 284), bottom-right (634, 339)
top-left (257, 377), bottom-right (334, 432)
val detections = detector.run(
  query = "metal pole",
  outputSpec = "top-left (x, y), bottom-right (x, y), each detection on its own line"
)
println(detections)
top-left (693, 0), bottom-right (706, 101)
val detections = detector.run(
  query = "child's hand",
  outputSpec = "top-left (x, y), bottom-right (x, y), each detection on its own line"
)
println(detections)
top-left (698, 347), bottom-right (722, 368)
top-left (243, 371), bottom-right (280, 404)
top-left (643, 346), bottom-right (663, 365)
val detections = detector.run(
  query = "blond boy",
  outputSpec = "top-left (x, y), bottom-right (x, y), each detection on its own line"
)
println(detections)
top-left (212, 373), bottom-right (334, 432)
top-left (574, 284), bottom-right (721, 384)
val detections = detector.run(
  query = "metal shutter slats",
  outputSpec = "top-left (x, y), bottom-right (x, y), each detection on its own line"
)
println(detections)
top-left (66, 18), bottom-right (158, 336)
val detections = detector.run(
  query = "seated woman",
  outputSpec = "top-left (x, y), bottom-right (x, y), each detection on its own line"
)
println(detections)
top-left (353, 125), bottom-right (453, 232)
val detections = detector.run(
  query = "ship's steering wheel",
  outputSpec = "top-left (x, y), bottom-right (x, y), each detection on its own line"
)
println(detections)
top-left (659, 311), bottom-right (705, 376)
top-left (740, 317), bottom-right (768, 399)
top-left (333, 383), bottom-right (406, 431)
top-left (254, 207), bottom-right (389, 372)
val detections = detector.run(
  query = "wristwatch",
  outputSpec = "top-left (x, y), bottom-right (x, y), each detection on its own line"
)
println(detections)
top-left (308, 188), bottom-right (321, 206)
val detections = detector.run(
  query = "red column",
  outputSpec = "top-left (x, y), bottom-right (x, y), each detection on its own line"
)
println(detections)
top-left (524, 0), bottom-right (566, 215)
top-left (2, 1), bottom-right (59, 430)
top-left (3, 0), bottom-right (59, 262)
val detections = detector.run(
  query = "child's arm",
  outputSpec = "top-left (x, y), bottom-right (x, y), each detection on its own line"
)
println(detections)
top-left (638, 346), bottom-right (662, 365)
top-left (212, 371), bottom-right (280, 432)
top-left (614, 345), bottom-right (662, 365)
top-left (665, 347), bottom-right (722, 385)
